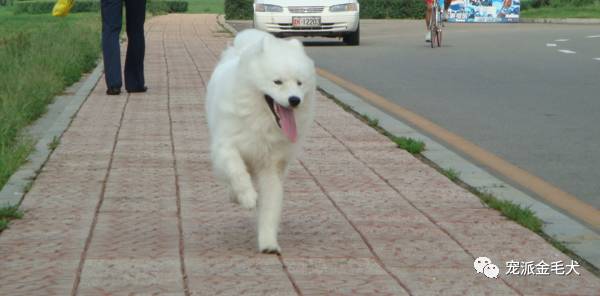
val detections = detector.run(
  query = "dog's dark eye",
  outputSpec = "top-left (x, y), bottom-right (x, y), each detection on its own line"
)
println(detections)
top-left (274, 80), bottom-right (283, 85)
top-left (297, 81), bottom-right (302, 86)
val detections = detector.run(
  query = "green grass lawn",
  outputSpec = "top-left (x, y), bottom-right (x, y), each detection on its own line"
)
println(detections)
top-left (186, 0), bottom-right (224, 14)
top-left (521, 5), bottom-right (600, 18)
top-left (0, 7), bottom-right (101, 190)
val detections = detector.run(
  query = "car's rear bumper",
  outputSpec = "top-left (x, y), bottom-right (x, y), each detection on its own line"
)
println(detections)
top-left (254, 11), bottom-right (359, 37)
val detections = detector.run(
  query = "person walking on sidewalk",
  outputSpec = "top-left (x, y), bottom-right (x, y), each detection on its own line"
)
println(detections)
top-left (101, 0), bottom-right (148, 95)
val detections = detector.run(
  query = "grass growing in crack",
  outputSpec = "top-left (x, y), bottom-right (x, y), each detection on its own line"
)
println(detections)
top-left (48, 136), bottom-right (60, 151)
top-left (0, 205), bottom-right (24, 232)
top-left (442, 168), bottom-right (461, 182)
top-left (472, 190), bottom-right (600, 275)
top-left (392, 136), bottom-right (425, 154)
top-left (318, 87), bottom-right (426, 155)
top-left (363, 114), bottom-right (379, 128)
top-left (477, 190), bottom-right (543, 233)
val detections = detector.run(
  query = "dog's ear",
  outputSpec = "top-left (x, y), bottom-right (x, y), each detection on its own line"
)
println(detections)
top-left (260, 35), bottom-right (273, 53)
top-left (288, 38), bottom-right (303, 49)
top-left (240, 35), bottom-right (269, 60)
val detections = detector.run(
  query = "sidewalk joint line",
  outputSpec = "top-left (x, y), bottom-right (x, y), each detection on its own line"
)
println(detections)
top-left (278, 254), bottom-right (304, 296)
top-left (190, 21), bottom-right (220, 64)
top-left (71, 93), bottom-right (131, 296)
top-left (313, 120), bottom-right (523, 295)
top-left (298, 158), bottom-right (413, 296)
top-left (181, 23), bottom-right (209, 88)
top-left (164, 23), bottom-right (191, 296)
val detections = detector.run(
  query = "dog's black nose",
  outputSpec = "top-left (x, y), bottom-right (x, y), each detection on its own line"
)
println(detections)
top-left (288, 96), bottom-right (301, 107)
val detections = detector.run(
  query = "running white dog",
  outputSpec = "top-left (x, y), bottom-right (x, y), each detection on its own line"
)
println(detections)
top-left (205, 29), bottom-right (316, 254)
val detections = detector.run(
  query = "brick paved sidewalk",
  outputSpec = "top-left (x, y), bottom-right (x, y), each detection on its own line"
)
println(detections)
top-left (1, 14), bottom-right (598, 295)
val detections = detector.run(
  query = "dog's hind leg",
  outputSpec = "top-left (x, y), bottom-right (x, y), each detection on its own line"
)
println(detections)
top-left (256, 167), bottom-right (283, 254)
top-left (214, 147), bottom-right (257, 209)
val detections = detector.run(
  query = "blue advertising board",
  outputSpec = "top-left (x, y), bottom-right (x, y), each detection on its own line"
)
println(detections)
top-left (444, 0), bottom-right (520, 22)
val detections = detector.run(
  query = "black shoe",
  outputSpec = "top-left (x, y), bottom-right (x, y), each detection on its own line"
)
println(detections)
top-left (127, 86), bottom-right (148, 93)
top-left (106, 88), bottom-right (121, 95)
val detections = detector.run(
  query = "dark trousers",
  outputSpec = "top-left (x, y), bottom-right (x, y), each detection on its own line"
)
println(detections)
top-left (101, 0), bottom-right (146, 90)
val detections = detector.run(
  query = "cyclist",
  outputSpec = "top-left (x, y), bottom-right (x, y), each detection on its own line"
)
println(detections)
top-left (425, 0), bottom-right (452, 42)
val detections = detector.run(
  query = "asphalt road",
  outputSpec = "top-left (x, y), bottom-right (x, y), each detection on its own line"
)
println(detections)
top-left (229, 20), bottom-right (600, 210)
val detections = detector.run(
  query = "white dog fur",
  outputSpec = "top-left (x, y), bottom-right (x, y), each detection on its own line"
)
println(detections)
top-left (205, 29), bottom-right (316, 253)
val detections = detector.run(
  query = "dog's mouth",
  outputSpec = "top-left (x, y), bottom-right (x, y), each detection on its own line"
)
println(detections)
top-left (265, 94), bottom-right (297, 143)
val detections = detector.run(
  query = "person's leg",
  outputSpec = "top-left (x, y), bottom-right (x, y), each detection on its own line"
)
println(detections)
top-left (124, 0), bottom-right (146, 92)
top-left (100, 0), bottom-right (123, 91)
top-left (425, 1), bottom-right (432, 41)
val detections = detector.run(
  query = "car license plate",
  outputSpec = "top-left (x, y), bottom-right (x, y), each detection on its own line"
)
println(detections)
top-left (292, 17), bottom-right (321, 27)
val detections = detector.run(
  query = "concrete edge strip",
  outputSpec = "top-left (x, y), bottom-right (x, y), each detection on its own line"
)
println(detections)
top-left (0, 62), bottom-right (104, 207)
top-left (217, 14), bottom-right (238, 36)
top-left (216, 15), bottom-right (600, 270)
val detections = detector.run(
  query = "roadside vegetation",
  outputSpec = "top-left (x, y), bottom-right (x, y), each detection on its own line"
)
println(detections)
top-left (187, 0), bottom-right (224, 13)
top-left (521, 0), bottom-right (600, 18)
top-left (0, 8), bottom-right (101, 190)
top-left (0, 205), bottom-right (23, 232)
top-left (392, 136), bottom-right (425, 154)
top-left (441, 168), bottom-right (461, 182)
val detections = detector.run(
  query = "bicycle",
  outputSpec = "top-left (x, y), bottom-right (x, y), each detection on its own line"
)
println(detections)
top-left (429, 0), bottom-right (443, 47)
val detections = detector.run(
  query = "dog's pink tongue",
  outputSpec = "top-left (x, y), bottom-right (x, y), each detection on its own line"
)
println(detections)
top-left (276, 104), bottom-right (297, 143)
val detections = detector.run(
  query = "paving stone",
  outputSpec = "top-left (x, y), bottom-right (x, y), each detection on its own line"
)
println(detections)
top-left (78, 258), bottom-right (184, 294)
top-left (390, 267), bottom-right (517, 295)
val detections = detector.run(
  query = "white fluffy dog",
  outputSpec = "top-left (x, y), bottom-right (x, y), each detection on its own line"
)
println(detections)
top-left (205, 29), bottom-right (316, 254)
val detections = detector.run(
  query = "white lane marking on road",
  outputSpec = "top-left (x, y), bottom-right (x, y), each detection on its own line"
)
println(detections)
top-left (555, 39), bottom-right (569, 42)
top-left (594, 58), bottom-right (600, 61)
top-left (558, 49), bottom-right (576, 54)
top-left (546, 43), bottom-right (557, 47)
top-left (586, 35), bottom-right (600, 38)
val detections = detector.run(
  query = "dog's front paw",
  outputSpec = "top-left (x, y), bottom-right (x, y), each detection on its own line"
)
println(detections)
top-left (259, 244), bottom-right (281, 255)
top-left (237, 190), bottom-right (257, 209)
top-left (258, 236), bottom-right (281, 254)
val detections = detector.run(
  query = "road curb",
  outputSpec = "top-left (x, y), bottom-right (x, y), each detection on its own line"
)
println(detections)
top-left (217, 16), bottom-right (600, 270)
top-left (0, 62), bottom-right (104, 207)
top-left (521, 18), bottom-right (600, 24)
top-left (217, 14), bottom-right (238, 36)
